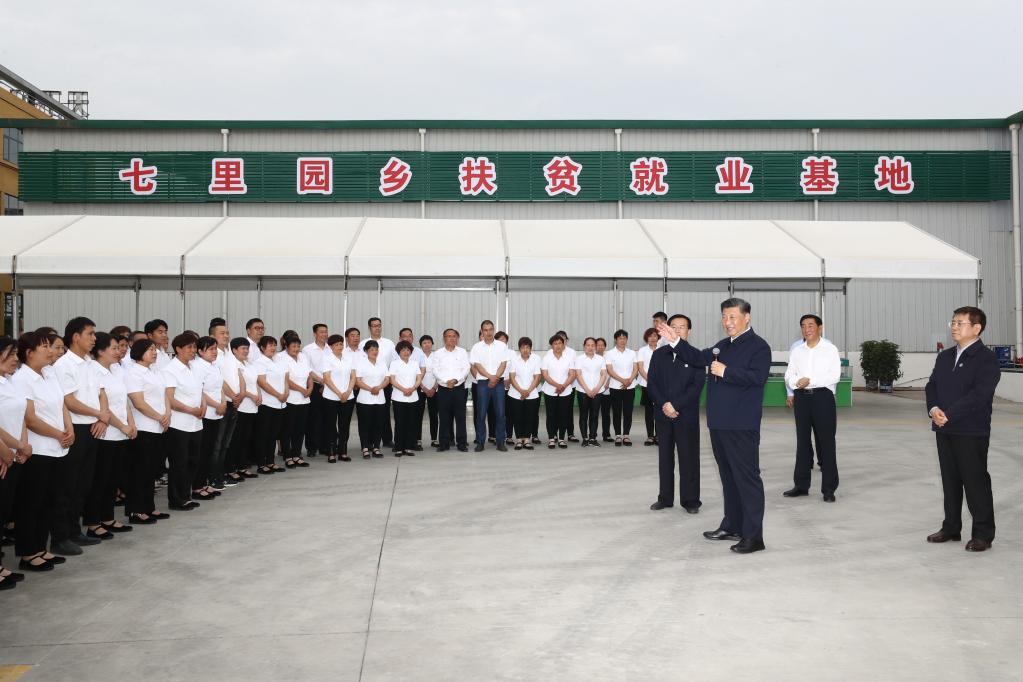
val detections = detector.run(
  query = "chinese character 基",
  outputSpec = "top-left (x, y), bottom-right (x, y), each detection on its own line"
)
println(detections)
top-left (118, 158), bottom-right (158, 195)
top-left (297, 157), bottom-right (333, 195)
top-left (800, 155), bottom-right (839, 195)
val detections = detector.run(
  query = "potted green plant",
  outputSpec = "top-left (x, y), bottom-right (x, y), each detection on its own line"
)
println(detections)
top-left (874, 340), bottom-right (902, 393)
top-left (859, 340), bottom-right (879, 391)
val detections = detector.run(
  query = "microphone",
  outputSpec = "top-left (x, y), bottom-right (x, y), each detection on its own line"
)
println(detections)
top-left (712, 347), bottom-right (720, 381)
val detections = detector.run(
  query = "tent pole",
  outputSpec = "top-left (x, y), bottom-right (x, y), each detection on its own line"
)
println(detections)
top-left (662, 258), bottom-right (668, 313)
top-left (420, 289), bottom-right (426, 335)
top-left (256, 277), bottom-right (263, 318)
top-left (222, 290), bottom-right (228, 322)
top-left (612, 279), bottom-right (618, 330)
top-left (494, 279), bottom-right (500, 329)
top-left (10, 256), bottom-right (18, 336)
top-left (377, 279), bottom-right (382, 318)
top-left (342, 277), bottom-right (349, 331)
top-left (976, 278), bottom-right (982, 306)
top-left (504, 275), bottom-right (510, 335)
top-left (843, 282), bottom-right (849, 360)
top-left (134, 277), bottom-right (141, 330)
top-left (179, 255), bottom-right (186, 332)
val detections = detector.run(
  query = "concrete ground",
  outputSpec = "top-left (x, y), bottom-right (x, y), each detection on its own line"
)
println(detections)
top-left (1, 391), bottom-right (1022, 682)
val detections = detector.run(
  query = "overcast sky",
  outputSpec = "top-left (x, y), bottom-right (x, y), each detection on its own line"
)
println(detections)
top-left (3, 0), bottom-right (1021, 120)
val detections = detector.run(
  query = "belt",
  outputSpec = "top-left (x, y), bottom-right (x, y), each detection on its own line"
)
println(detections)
top-left (795, 387), bottom-right (831, 395)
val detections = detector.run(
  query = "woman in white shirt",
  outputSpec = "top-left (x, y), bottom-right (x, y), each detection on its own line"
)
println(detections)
top-left (355, 340), bottom-right (390, 459)
top-left (164, 334), bottom-right (206, 510)
top-left (193, 336), bottom-right (227, 496)
top-left (12, 331), bottom-right (74, 571)
top-left (253, 335), bottom-right (289, 475)
top-left (0, 337), bottom-right (32, 585)
top-left (278, 334), bottom-right (313, 468)
top-left (595, 338), bottom-right (612, 443)
top-left (417, 335), bottom-right (439, 448)
top-left (226, 338), bottom-right (262, 481)
top-left (541, 334), bottom-right (576, 449)
top-left (507, 336), bottom-right (542, 451)
top-left (125, 339), bottom-right (170, 524)
top-left (636, 328), bottom-right (660, 447)
top-left (574, 338), bottom-right (608, 447)
top-left (321, 334), bottom-right (356, 462)
top-left (389, 341), bottom-right (424, 457)
top-left (605, 329), bottom-right (639, 446)
top-left (84, 332), bottom-right (136, 539)
top-left (494, 331), bottom-right (515, 446)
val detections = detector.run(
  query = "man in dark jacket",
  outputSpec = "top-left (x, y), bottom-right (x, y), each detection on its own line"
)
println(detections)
top-left (646, 314), bottom-right (705, 513)
top-left (924, 306), bottom-right (1001, 552)
top-left (659, 298), bottom-right (772, 554)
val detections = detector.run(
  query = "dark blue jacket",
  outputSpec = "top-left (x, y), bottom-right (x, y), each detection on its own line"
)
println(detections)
top-left (672, 329), bottom-right (772, 431)
top-left (646, 344), bottom-right (705, 427)
top-left (924, 340), bottom-right (1000, 437)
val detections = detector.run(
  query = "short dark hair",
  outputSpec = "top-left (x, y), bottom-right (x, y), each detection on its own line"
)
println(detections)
top-left (595, 337), bottom-right (607, 347)
top-left (209, 317), bottom-right (227, 334)
top-left (556, 330), bottom-right (568, 341)
top-left (171, 333), bottom-right (197, 352)
top-left (196, 336), bottom-right (217, 353)
top-left (518, 336), bottom-right (532, 349)
top-left (230, 337), bottom-right (249, 351)
top-left (64, 316), bottom-right (96, 347)
top-left (312, 323), bottom-right (327, 334)
top-left (280, 330), bottom-right (300, 346)
top-left (245, 318), bottom-right (263, 331)
top-left (144, 319), bottom-right (168, 335)
top-left (443, 328), bottom-right (460, 338)
top-left (953, 306), bottom-right (987, 333)
top-left (799, 314), bottom-right (823, 327)
top-left (643, 327), bottom-right (659, 342)
top-left (0, 336), bottom-right (16, 362)
top-left (90, 331), bottom-right (115, 359)
top-left (548, 334), bottom-right (564, 346)
top-left (131, 330), bottom-right (147, 341)
top-left (258, 335), bottom-right (278, 350)
top-left (130, 338), bottom-right (155, 361)
top-left (344, 327), bottom-right (360, 338)
top-left (17, 331), bottom-right (49, 364)
top-left (109, 325), bottom-right (131, 338)
top-left (367, 317), bottom-right (381, 326)
top-left (495, 331), bottom-right (509, 342)
top-left (721, 297), bottom-right (751, 314)
top-left (480, 320), bottom-right (495, 330)
top-left (363, 339), bottom-right (379, 352)
top-left (399, 327), bottom-right (413, 337)
top-left (652, 311), bottom-right (668, 321)
top-left (327, 334), bottom-right (344, 346)
top-left (667, 314), bottom-right (692, 329)
top-left (419, 334), bottom-right (434, 346)
top-left (613, 329), bottom-right (628, 340)
top-left (583, 337), bottom-right (597, 346)
top-left (395, 340), bottom-right (413, 355)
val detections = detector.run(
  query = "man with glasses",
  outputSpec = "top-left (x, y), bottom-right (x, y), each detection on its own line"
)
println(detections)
top-left (924, 306), bottom-right (1000, 552)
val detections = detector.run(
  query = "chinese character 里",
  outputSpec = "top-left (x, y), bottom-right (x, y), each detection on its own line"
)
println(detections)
top-left (208, 158), bottom-right (248, 195)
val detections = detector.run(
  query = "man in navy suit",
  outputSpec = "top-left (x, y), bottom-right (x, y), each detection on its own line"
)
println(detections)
top-left (659, 298), bottom-right (772, 554)
top-left (924, 306), bottom-right (1001, 552)
top-left (646, 314), bottom-right (705, 513)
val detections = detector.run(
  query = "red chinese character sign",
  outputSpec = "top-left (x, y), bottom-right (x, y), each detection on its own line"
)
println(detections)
top-left (543, 156), bottom-right (582, 196)
top-left (715, 156), bottom-right (754, 194)
top-left (209, 158), bottom-right (247, 195)
top-left (379, 157), bottom-right (412, 196)
top-left (629, 157), bottom-right (669, 196)
top-left (458, 156), bottom-right (497, 196)
top-left (297, 157), bottom-right (332, 195)
top-left (800, 155), bottom-right (839, 195)
top-left (118, 158), bottom-right (158, 195)
top-left (875, 155), bottom-right (914, 194)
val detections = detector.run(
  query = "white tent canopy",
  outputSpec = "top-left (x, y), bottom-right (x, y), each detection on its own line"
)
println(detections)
top-left (505, 219), bottom-right (664, 278)
top-left (0, 215), bottom-right (84, 274)
top-left (347, 218), bottom-right (505, 278)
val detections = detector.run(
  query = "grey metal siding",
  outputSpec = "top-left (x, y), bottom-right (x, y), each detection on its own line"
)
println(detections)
top-left (818, 128), bottom-right (1011, 151)
top-left (229, 129), bottom-right (420, 152)
top-left (621, 129), bottom-right (811, 151)
top-left (426, 129), bottom-right (614, 152)
top-left (22, 130), bottom-right (222, 153)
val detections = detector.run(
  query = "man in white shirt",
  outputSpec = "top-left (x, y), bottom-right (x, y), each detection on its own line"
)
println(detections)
top-left (429, 328), bottom-right (470, 452)
top-left (51, 317), bottom-right (110, 553)
top-left (303, 323), bottom-right (331, 457)
top-left (208, 317), bottom-right (239, 489)
top-left (245, 318), bottom-right (265, 358)
top-left (145, 318), bottom-right (173, 373)
top-left (783, 314), bottom-right (842, 502)
top-left (470, 320), bottom-right (508, 452)
top-left (360, 317), bottom-right (396, 447)
top-left (652, 312), bottom-right (669, 348)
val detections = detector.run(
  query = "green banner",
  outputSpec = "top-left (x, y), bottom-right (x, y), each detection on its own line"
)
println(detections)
top-left (18, 150), bottom-right (1011, 203)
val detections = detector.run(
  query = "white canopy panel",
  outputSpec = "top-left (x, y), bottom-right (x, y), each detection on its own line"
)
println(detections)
top-left (773, 220), bottom-right (980, 280)
top-left (506, 219), bottom-right (663, 278)
top-left (0, 216), bottom-right (83, 274)
top-left (16, 216), bottom-right (223, 276)
top-left (346, 217), bottom-right (505, 278)
top-left (640, 219), bottom-right (822, 280)
top-left (185, 217), bottom-right (362, 277)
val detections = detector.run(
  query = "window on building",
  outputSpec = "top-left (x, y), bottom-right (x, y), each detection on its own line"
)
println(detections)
top-left (2, 194), bottom-right (24, 216)
top-left (2, 128), bottom-right (23, 165)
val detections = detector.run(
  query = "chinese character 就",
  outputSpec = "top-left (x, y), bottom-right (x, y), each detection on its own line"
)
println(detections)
top-left (629, 156), bottom-right (669, 196)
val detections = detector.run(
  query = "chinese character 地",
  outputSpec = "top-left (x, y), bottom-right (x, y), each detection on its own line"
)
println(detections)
top-left (875, 155), bottom-right (914, 194)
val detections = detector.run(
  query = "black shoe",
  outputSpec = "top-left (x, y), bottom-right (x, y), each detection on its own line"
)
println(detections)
top-left (51, 539), bottom-right (83, 555)
top-left (150, 512), bottom-right (171, 520)
top-left (650, 501), bottom-right (672, 510)
top-left (457, 445), bottom-right (469, 452)
top-left (589, 439), bottom-right (600, 447)
top-left (436, 446), bottom-right (450, 452)
top-left (531, 437), bottom-right (542, 445)
top-left (602, 436), bottom-right (613, 443)
top-left (474, 443), bottom-right (485, 452)
top-left (730, 538), bottom-right (766, 554)
top-left (0, 575), bottom-right (16, 590)
top-left (394, 451), bottom-right (403, 457)
top-left (683, 506), bottom-right (700, 514)
top-left (927, 530), bottom-right (961, 543)
top-left (168, 504), bottom-right (194, 511)
top-left (413, 444), bottom-right (423, 452)
top-left (128, 514), bottom-right (157, 525)
top-left (782, 487), bottom-right (809, 498)
top-left (241, 471), bottom-right (259, 479)
top-left (496, 444), bottom-right (507, 452)
top-left (71, 533), bottom-right (101, 546)
top-left (404, 450), bottom-right (415, 457)
top-left (19, 557), bottom-right (54, 572)
top-left (86, 528), bottom-right (114, 541)
top-left (567, 436), bottom-right (580, 443)
top-left (703, 528), bottom-right (741, 541)
top-left (823, 493), bottom-right (836, 503)
top-left (581, 440), bottom-right (589, 447)
top-left (4, 571), bottom-right (25, 583)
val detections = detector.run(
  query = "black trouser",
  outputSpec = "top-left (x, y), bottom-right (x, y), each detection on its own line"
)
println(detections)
top-left (167, 428), bottom-right (202, 508)
top-left (357, 403), bottom-right (388, 450)
top-left (382, 385), bottom-right (394, 446)
top-left (544, 393), bottom-right (573, 440)
top-left (417, 388), bottom-right (438, 442)
top-left (640, 386), bottom-right (657, 439)
top-left (578, 393), bottom-right (602, 439)
top-left (567, 390), bottom-right (576, 437)
top-left (306, 383), bottom-right (325, 454)
top-left (709, 429), bottom-right (765, 540)
top-left (936, 432), bottom-right (995, 541)
top-left (657, 419), bottom-right (701, 508)
top-left (127, 430), bottom-right (163, 515)
top-left (50, 424), bottom-right (97, 542)
top-left (283, 403), bottom-right (309, 458)
top-left (792, 389), bottom-right (839, 494)
top-left (600, 393), bottom-right (611, 439)
top-left (324, 398), bottom-right (355, 454)
top-left (15, 453), bottom-right (60, 557)
top-left (84, 439), bottom-right (126, 525)
top-left (228, 411), bottom-right (257, 471)
top-left (0, 460), bottom-right (20, 533)
top-left (257, 405), bottom-right (286, 466)
top-left (393, 401), bottom-right (419, 451)
top-left (610, 388), bottom-right (635, 437)
top-left (436, 385), bottom-right (468, 448)
top-left (204, 404), bottom-right (237, 486)
top-left (509, 397), bottom-right (540, 439)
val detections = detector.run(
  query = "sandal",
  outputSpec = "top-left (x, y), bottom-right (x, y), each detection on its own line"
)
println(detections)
top-left (524, 442), bottom-right (534, 450)
top-left (404, 450), bottom-right (416, 457)
top-left (295, 459), bottom-right (310, 467)
top-left (327, 454), bottom-right (338, 463)
top-left (614, 437), bottom-right (623, 447)
top-left (284, 458), bottom-right (297, 469)
top-left (548, 439), bottom-right (556, 450)
top-left (644, 437), bottom-right (655, 446)
top-left (558, 440), bottom-right (568, 449)
top-left (514, 442), bottom-right (523, 450)
top-left (362, 449), bottom-right (371, 460)
top-left (623, 437), bottom-right (633, 447)
top-left (340, 453), bottom-right (352, 462)
top-left (372, 449), bottom-right (383, 458)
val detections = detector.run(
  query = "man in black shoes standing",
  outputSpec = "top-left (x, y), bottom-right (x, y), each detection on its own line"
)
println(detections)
top-left (646, 314), bottom-right (704, 514)
top-left (659, 298), bottom-right (771, 555)
top-left (924, 306), bottom-right (1000, 553)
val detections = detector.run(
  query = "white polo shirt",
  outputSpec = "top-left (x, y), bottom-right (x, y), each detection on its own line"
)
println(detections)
top-left (251, 353), bottom-right (286, 409)
top-left (541, 350), bottom-right (574, 397)
top-left (92, 363), bottom-right (130, 442)
top-left (218, 350), bottom-right (244, 401)
top-left (192, 357), bottom-right (224, 420)
top-left (278, 352), bottom-right (312, 405)
top-left (360, 337), bottom-right (396, 366)
top-left (343, 345), bottom-right (367, 366)
top-left (164, 358), bottom-right (203, 432)
top-left (12, 365), bottom-right (68, 457)
top-left (470, 339), bottom-right (509, 383)
top-left (429, 346), bottom-right (470, 388)
top-left (786, 338), bottom-right (842, 395)
top-left (237, 361), bottom-right (260, 414)
top-left (322, 353), bottom-right (354, 401)
top-left (355, 357), bottom-right (389, 405)
top-left (52, 350), bottom-right (101, 425)
top-left (124, 362), bottom-right (167, 434)
top-left (574, 353), bottom-right (607, 393)
top-left (0, 375), bottom-right (27, 443)
top-left (636, 345), bottom-right (656, 388)
top-left (605, 347), bottom-right (639, 390)
top-left (420, 351), bottom-right (437, 390)
top-left (153, 347), bottom-right (173, 373)
top-left (508, 353), bottom-right (542, 400)
top-left (388, 358), bottom-right (422, 403)
top-left (303, 341), bottom-right (331, 381)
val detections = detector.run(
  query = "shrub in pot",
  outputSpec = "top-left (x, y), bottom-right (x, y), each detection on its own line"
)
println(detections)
top-left (859, 340), bottom-right (879, 391)
top-left (874, 340), bottom-right (902, 393)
